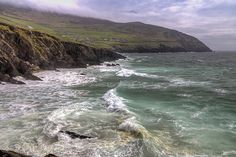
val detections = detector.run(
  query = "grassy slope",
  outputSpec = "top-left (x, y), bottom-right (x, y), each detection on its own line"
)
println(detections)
top-left (0, 4), bottom-right (211, 52)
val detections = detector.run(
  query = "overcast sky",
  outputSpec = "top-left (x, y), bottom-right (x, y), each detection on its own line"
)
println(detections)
top-left (1, 0), bottom-right (236, 51)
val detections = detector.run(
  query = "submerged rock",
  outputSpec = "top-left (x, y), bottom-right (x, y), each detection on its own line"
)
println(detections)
top-left (44, 154), bottom-right (58, 157)
top-left (59, 130), bottom-right (94, 139)
top-left (80, 73), bottom-right (86, 75)
top-left (106, 63), bottom-right (120, 67)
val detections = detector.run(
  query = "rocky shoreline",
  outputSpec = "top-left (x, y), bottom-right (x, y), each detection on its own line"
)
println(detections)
top-left (0, 23), bottom-right (124, 156)
top-left (0, 22), bottom-right (125, 84)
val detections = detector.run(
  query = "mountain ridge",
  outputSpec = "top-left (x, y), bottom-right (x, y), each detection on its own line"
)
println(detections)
top-left (0, 3), bottom-right (212, 53)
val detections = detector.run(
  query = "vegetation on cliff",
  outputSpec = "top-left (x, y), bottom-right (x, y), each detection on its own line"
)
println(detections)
top-left (0, 4), bottom-right (212, 53)
top-left (0, 22), bottom-right (124, 84)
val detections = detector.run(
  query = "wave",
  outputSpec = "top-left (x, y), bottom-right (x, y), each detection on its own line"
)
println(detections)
top-left (102, 89), bottom-right (146, 135)
top-left (116, 68), bottom-right (136, 77)
top-left (102, 89), bottom-right (151, 139)
top-left (116, 68), bottom-right (160, 79)
top-left (168, 78), bottom-right (208, 87)
top-left (43, 103), bottom-right (89, 138)
top-left (102, 89), bottom-right (128, 113)
top-left (222, 150), bottom-right (236, 156)
top-left (118, 117), bottom-right (146, 137)
top-left (116, 68), bottom-right (208, 88)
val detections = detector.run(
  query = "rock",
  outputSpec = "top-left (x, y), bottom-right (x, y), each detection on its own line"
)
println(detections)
top-left (80, 73), bottom-right (86, 75)
top-left (59, 130), bottom-right (93, 139)
top-left (0, 73), bottom-right (25, 84)
top-left (44, 154), bottom-right (58, 157)
top-left (0, 150), bottom-right (30, 157)
top-left (24, 73), bottom-right (42, 81)
top-left (106, 63), bottom-right (120, 67)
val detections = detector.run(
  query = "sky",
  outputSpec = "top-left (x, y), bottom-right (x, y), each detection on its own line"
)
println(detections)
top-left (0, 0), bottom-right (236, 51)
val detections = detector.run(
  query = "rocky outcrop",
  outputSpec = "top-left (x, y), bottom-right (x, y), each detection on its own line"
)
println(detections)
top-left (59, 130), bottom-right (93, 139)
top-left (0, 150), bottom-right (30, 157)
top-left (0, 22), bottom-right (124, 84)
top-left (0, 150), bottom-right (58, 157)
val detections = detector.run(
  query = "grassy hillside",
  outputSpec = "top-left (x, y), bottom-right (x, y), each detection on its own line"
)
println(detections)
top-left (0, 4), bottom-right (211, 52)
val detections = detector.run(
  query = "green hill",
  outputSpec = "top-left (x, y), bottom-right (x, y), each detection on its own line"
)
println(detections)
top-left (0, 4), bottom-right (211, 52)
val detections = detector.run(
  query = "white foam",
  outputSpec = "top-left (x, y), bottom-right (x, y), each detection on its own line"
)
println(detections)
top-left (191, 111), bottom-right (204, 119)
top-left (102, 89), bottom-right (127, 113)
top-left (116, 68), bottom-right (136, 77)
top-left (222, 150), bottom-right (236, 156)
top-left (0, 102), bottom-right (37, 120)
top-left (191, 106), bottom-right (208, 119)
top-left (98, 65), bottom-right (120, 72)
top-left (169, 78), bottom-right (208, 87)
top-left (215, 88), bottom-right (228, 94)
top-left (228, 122), bottom-right (236, 130)
top-left (177, 94), bottom-right (192, 97)
top-left (34, 69), bottom-right (96, 86)
top-left (116, 68), bottom-right (159, 79)
top-left (43, 103), bottom-right (88, 138)
top-left (118, 117), bottom-right (143, 133)
top-left (43, 121), bottom-right (65, 138)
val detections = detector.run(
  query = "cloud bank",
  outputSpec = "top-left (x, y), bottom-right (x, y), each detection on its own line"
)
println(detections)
top-left (0, 0), bottom-right (235, 51)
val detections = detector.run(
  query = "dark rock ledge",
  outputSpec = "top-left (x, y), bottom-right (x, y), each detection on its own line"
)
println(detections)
top-left (0, 150), bottom-right (57, 157)
top-left (0, 22), bottom-right (125, 84)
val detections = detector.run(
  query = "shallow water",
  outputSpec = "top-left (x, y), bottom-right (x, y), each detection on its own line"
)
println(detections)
top-left (0, 52), bottom-right (236, 157)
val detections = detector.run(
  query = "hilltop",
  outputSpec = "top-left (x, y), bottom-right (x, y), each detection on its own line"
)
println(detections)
top-left (0, 4), bottom-right (211, 53)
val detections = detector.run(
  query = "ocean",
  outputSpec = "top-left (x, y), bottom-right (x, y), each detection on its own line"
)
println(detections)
top-left (0, 52), bottom-right (235, 157)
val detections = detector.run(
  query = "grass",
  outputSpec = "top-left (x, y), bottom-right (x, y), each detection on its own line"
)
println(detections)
top-left (0, 12), bottom-right (164, 49)
top-left (0, 5), bottom-right (206, 51)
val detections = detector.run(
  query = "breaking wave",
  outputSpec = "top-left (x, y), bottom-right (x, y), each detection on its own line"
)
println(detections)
top-left (116, 68), bottom-right (160, 79)
top-left (102, 89), bottom-right (128, 113)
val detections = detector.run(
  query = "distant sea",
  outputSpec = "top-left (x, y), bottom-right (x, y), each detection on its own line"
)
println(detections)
top-left (0, 52), bottom-right (235, 157)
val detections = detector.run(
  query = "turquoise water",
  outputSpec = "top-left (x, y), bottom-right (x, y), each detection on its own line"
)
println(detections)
top-left (0, 52), bottom-right (235, 157)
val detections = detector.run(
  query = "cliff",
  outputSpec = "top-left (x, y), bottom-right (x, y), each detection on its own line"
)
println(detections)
top-left (0, 22), bottom-right (124, 84)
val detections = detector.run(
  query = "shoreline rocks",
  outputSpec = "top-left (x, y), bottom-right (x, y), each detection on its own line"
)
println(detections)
top-left (59, 130), bottom-right (94, 139)
top-left (0, 22), bottom-right (125, 84)
top-left (0, 150), bottom-right (58, 157)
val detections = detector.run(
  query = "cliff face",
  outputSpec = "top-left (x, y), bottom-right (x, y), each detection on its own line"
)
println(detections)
top-left (0, 23), bottom-right (124, 84)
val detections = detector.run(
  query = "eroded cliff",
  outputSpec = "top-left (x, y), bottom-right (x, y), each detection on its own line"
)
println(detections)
top-left (0, 22), bottom-right (124, 84)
